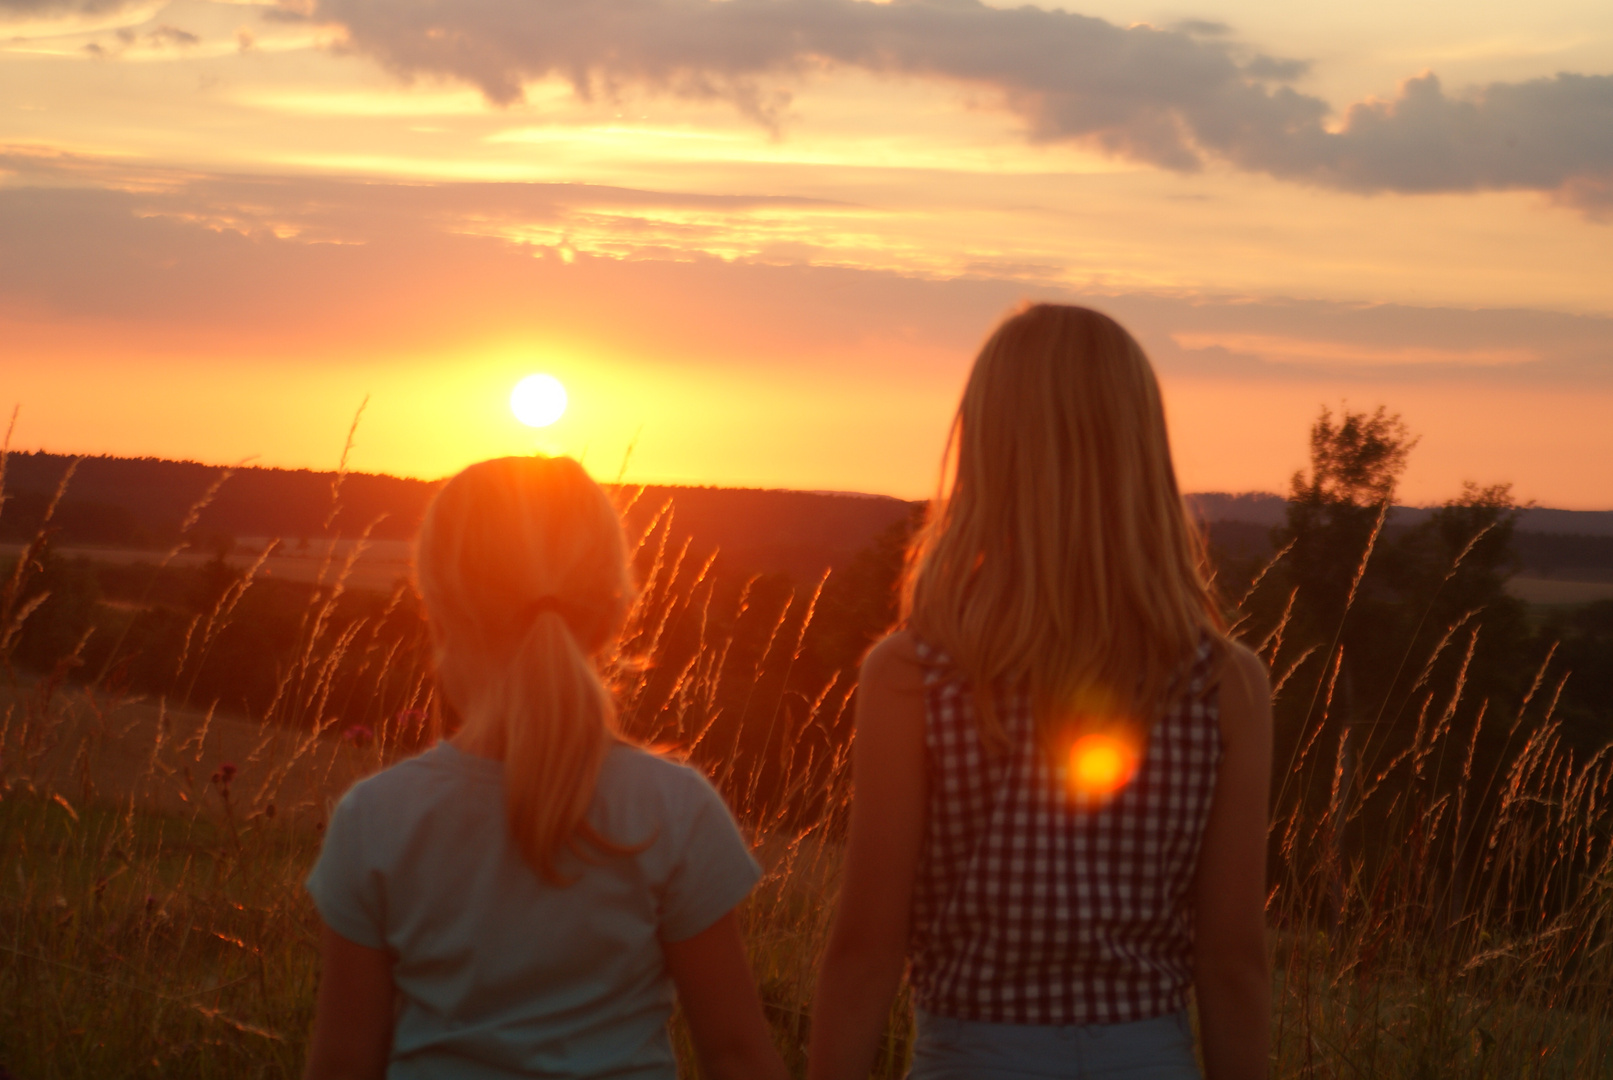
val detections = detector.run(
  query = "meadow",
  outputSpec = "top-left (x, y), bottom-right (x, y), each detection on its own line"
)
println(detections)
top-left (3, 443), bottom-right (1613, 1078)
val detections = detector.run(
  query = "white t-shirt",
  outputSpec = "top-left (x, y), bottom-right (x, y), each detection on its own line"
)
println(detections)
top-left (306, 740), bottom-right (762, 1079)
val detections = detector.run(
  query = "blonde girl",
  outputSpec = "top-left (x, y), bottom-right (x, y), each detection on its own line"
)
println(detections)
top-left (304, 456), bottom-right (788, 1080)
top-left (810, 305), bottom-right (1272, 1079)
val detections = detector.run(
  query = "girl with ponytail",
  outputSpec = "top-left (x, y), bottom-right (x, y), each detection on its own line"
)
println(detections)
top-left (304, 456), bottom-right (787, 1080)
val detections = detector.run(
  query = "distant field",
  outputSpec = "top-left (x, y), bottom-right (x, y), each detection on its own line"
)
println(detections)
top-left (16, 541), bottom-right (1613, 610)
top-left (0, 680), bottom-right (379, 827)
top-left (1505, 575), bottom-right (1613, 606)
top-left (0, 539), bottom-right (415, 594)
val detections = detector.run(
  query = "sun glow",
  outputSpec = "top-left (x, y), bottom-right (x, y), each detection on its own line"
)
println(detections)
top-left (1068, 731), bottom-right (1141, 803)
top-left (510, 374), bottom-right (568, 428)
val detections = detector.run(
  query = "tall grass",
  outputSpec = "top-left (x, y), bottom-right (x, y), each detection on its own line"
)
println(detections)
top-left (1, 454), bottom-right (1609, 1077)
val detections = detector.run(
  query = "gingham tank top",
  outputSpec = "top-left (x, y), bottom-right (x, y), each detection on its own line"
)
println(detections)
top-left (908, 634), bottom-right (1222, 1026)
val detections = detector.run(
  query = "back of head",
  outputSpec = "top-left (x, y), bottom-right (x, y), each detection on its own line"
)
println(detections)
top-left (905, 304), bottom-right (1220, 744)
top-left (415, 455), bottom-right (634, 882)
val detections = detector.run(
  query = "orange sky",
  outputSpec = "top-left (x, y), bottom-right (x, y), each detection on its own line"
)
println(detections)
top-left (3, 0), bottom-right (1611, 507)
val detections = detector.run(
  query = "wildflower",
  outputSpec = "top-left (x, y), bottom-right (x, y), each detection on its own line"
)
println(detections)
top-left (342, 724), bottom-right (374, 748)
top-left (211, 762), bottom-right (237, 787)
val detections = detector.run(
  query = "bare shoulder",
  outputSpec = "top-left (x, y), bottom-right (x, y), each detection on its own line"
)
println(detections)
top-left (859, 629), bottom-right (926, 695)
top-left (855, 630), bottom-right (927, 752)
top-left (1217, 638), bottom-right (1270, 698)
top-left (1214, 637), bottom-right (1272, 749)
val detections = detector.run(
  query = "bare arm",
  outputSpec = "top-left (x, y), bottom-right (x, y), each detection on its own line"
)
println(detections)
top-left (304, 924), bottom-right (395, 1080)
top-left (1193, 641), bottom-right (1273, 1080)
top-left (663, 912), bottom-right (789, 1080)
top-left (807, 631), bottom-right (928, 1080)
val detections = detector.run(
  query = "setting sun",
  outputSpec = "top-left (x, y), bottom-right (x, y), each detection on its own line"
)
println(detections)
top-left (1069, 731), bottom-right (1141, 803)
top-left (511, 374), bottom-right (568, 428)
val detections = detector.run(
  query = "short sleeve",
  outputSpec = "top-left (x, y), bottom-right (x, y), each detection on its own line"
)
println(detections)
top-left (658, 773), bottom-right (763, 942)
top-left (305, 785), bottom-right (387, 949)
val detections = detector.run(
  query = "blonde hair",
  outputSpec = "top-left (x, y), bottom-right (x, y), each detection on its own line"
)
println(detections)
top-left (904, 304), bottom-right (1222, 748)
top-left (415, 456), bottom-right (635, 883)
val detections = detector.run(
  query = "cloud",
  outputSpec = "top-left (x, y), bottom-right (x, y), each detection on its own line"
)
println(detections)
top-left (1116, 294), bottom-right (1613, 385)
top-left (0, 0), bottom-right (172, 46)
top-left (304, 0), bottom-right (1613, 213)
top-left (0, 0), bottom-right (137, 15)
top-left (1257, 72), bottom-right (1613, 204)
top-left (146, 23), bottom-right (199, 48)
top-left (1167, 332), bottom-right (1539, 370)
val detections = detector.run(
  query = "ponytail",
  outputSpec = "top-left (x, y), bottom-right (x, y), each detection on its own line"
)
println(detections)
top-left (415, 456), bottom-right (638, 884)
top-left (501, 610), bottom-right (628, 882)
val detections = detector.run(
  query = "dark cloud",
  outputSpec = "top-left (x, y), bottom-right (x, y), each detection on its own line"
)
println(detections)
top-left (1298, 73), bottom-right (1613, 203)
top-left (1243, 54), bottom-right (1308, 81)
top-left (305, 0), bottom-right (1613, 212)
top-left (1173, 19), bottom-right (1231, 37)
top-left (146, 23), bottom-right (199, 47)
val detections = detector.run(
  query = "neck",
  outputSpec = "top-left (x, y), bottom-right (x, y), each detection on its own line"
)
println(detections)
top-left (450, 714), bottom-right (506, 761)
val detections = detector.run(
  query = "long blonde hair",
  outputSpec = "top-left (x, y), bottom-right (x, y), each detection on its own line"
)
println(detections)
top-left (904, 304), bottom-right (1222, 748)
top-left (415, 456), bottom-right (635, 883)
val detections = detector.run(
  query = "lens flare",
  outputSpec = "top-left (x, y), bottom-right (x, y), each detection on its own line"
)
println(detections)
top-left (511, 374), bottom-right (568, 428)
top-left (1068, 731), bottom-right (1141, 802)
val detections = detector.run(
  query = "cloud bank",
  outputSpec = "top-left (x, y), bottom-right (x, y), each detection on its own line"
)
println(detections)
top-left (306, 0), bottom-right (1613, 211)
top-left (3, 151), bottom-right (1609, 386)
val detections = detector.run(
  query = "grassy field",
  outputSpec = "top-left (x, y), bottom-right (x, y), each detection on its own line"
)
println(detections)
top-left (1504, 575), bottom-right (1613, 607)
top-left (5, 501), bottom-right (1613, 1078)
top-left (0, 678), bottom-right (874, 1078)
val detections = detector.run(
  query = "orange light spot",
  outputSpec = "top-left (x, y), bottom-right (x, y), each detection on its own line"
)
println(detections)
top-left (1069, 732), bottom-right (1140, 802)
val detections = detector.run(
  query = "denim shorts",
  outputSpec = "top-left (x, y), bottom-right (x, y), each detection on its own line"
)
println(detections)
top-left (908, 1008), bottom-right (1202, 1080)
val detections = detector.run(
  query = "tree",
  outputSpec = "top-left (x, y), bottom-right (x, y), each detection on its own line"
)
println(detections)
top-left (1252, 408), bottom-right (1551, 929)
top-left (1279, 405), bottom-right (1417, 646)
top-left (1259, 406), bottom-right (1421, 922)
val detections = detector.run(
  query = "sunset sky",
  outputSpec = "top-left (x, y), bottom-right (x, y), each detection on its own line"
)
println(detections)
top-left (2, 0), bottom-right (1610, 507)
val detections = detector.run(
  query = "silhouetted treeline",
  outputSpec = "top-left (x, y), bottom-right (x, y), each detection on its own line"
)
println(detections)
top-left (1, 453), bottom-right (438, 543)
top-left (1209, 519), bottom-right (1613, 579)
top-left (0, 452), bottom-right (913, 580)
top-left (619, 487), bottom-right (913, 580)
top-left (1191, 490), bottom-right (1613, 538)
top-left (1514, 532), bottom-right (1613, 576)
top-left (10, 453), bottom-right (1609, 584)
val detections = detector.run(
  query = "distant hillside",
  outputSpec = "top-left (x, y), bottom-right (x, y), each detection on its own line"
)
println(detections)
top-left (4, 454), bottom-right (1608, 580)
top-left (1190, 490), bottom-right (1613, 577)
top-left (621, 486), bottom-right (915, 578)
top-left (0, 452), bottom-right (914, 579)
top-left (1187, 492), bottom-right (1289, 527)
top-left (2, 453), bottom-right (437, 543)
top-left (1189, 491), bottom-right (1613, 538)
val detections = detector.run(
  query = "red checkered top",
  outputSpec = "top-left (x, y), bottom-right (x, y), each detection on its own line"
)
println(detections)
top-left (908, 634), bottom-right (1222, 1025)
